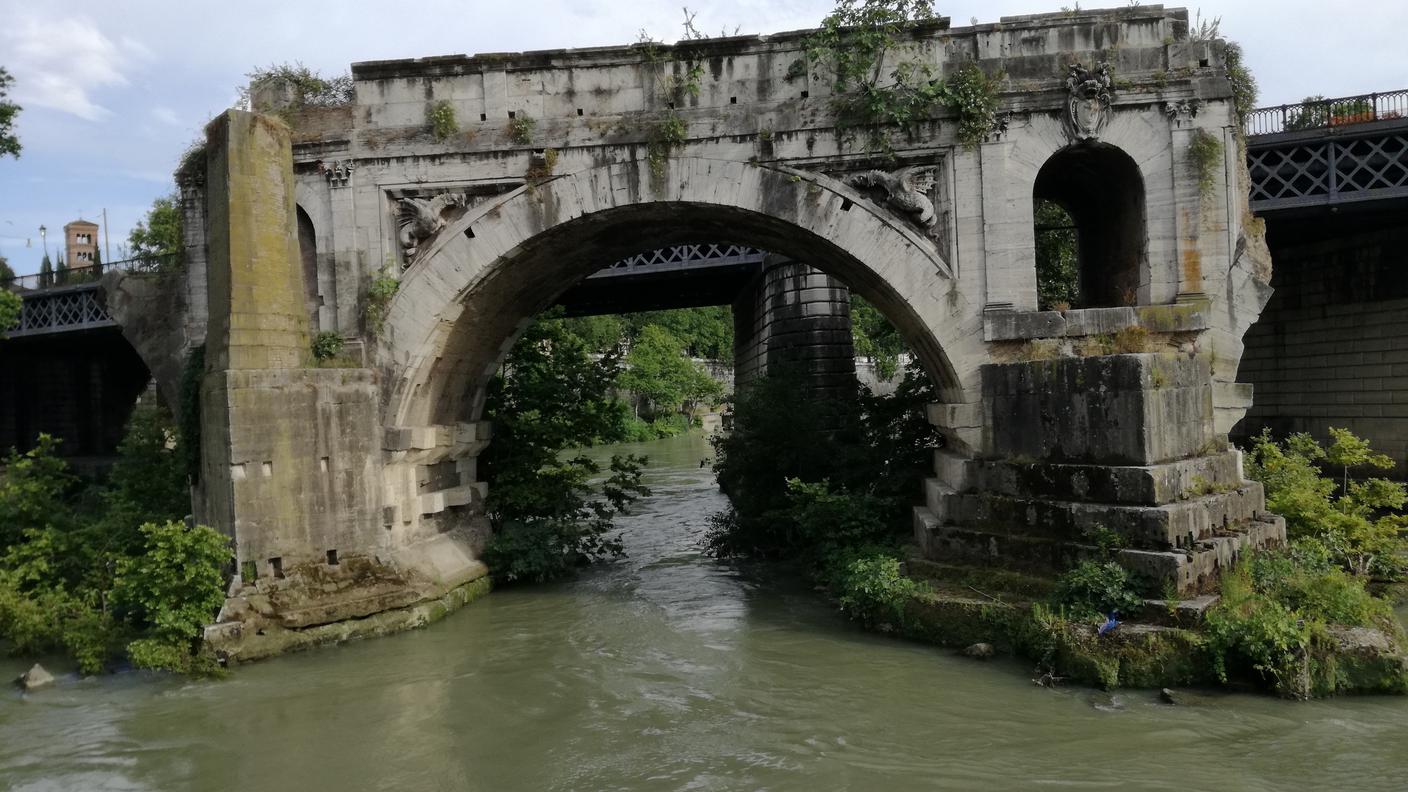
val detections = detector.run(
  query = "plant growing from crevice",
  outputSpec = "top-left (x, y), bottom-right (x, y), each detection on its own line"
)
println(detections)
top-left (239, 62), bottom-right (353, 114)
top-left (363, 269), bottom-right (399, 336)
top-left (805, 0), bottom-right (1001, 154)
top-left (311, 331), bottom-right (345, 362)
top-left (526, 147), bottom-right (559, 182)
top-left (1188, 127), bottom-right (1223, 197)
top-left (508, 113), bottom-right (536, 145)
top-left (428, 100), bottom-right (458, 141)
top-left (636, 25), bottom-right (705, 180)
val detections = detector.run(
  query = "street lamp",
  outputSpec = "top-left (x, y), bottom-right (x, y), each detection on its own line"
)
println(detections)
top-left (38, 224), bottom-right (46, 259)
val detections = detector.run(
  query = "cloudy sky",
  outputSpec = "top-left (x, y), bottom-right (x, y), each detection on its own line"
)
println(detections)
top-left (1, 0), bottom-right (1404, 275)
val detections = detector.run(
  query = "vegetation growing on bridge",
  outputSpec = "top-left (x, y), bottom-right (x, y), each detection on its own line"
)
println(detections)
top-left (429, 100), bottom-right (458, 142)
top-left (0, 407), bottom-right (231, 675)
top-left (804, 0), bottom-right (1002, 153)
top-left (239, 63), bottom-right (353, 114)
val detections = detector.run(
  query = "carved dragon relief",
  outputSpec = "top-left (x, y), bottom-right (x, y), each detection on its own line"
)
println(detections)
top-left (846, 166), bottom-right (940, 237)
top-left (397, 193), bottom-right (468, 261)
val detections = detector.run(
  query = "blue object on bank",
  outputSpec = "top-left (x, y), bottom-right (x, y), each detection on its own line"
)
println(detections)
top-left (1098, 612), bottom-right (1120, 637)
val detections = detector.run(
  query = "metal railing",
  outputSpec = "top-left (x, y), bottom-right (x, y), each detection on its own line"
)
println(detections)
top-left (1, 253), bottom-right (180, 293)
top-left (1245, 90), bottom-right (1408, 136)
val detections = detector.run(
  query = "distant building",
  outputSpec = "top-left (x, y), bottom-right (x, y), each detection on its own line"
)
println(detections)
top-left (64, 219), bottom-right (99, 266)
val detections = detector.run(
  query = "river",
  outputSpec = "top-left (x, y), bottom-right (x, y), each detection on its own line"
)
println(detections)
top-left (2, 432), bottom-right (1407, 791)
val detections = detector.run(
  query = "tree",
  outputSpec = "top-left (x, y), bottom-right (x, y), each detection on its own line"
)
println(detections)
top-left (54, 254), bottom-right (68, 286)
top-left (38, 253), bottom-right (53, 288)
top-left (92, 248), bottom-right (103, 277)
top-left (0, 254), bottom-right (13, 283)
top-left (1034, 199), bottom-right (1080, 309)
top-left (619, 325), bottom-right (722, 417)
top-left (128, 194), bottom-right (183, 268)
top-left (0, 291), bottom-right (17, 337)
top-left (0, 67), bottom-right (20, 159)
top-left (850, 295), bottom-right (905, 380)
top-left (479, 312), bottom-right (649, 583)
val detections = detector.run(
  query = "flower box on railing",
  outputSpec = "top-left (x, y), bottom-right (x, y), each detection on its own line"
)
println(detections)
top-left (1330, 111), bottom-right (1376, 126)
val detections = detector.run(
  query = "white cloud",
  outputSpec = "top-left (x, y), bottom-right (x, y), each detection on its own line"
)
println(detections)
top-left (2, 12), bottom-right (144, 121)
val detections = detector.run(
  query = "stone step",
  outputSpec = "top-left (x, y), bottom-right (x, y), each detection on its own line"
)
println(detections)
top-left (913, 508), bottom-right (1286, 595)
top-left (957, 450), bottom-right (1245, 507)
top-left (934, 482), bottom-right (1268, 551)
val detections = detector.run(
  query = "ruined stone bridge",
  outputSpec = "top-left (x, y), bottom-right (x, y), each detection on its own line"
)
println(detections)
top-left (96, 6), bottom-right (1288, 660)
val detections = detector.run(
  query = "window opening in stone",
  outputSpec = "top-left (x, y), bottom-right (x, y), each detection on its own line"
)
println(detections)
top-left (326, 549), bottom-right (339, 566)
top-left (269, 557), bottom-right (284, 579)
top-left (1032, 143), bottom-right (1147, 308)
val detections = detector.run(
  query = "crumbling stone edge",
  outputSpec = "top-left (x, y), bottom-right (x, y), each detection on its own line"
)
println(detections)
top-left (207, 575), bottom-right (492, 667)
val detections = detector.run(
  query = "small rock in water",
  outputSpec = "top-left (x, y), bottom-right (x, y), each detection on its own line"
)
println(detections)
top-left (17, 663), bottom-right (54, 691)
top-left (1159, 688), bottom-right (1179, 705)
top-left (1089, 691), bottom-right (1125, 712)
top-left (962, 642), bottom-right (995, 660)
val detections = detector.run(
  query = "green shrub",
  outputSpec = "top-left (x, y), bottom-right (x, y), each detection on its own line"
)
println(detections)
top-left (1052, 560), bottom-right (1144, 620)
top-left (428, 100), bottom-right (458, 141)
top-left (1245, 428), bottom-right (1407, 578)
top-left (363, 271), bottom-right (399, 335)
top-left (311, 331), bottom-right (345, 362)
top-left (111, 521), bottom-right (231, 673)
top-left (833, 553), bottom-right (926, 628)
top-left (1204, 563), bottom-right (1312, 694)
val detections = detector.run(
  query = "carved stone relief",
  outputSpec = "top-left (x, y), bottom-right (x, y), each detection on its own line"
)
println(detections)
top-left (321, 159), bottom-right (354, 187)
top-left (1164, 99), bottom-right (1202, 127)
top-left (846, 166), bottom-right (940, 237)
top-left (1063, 61), bottom-right (1115, 141)
top-left (398, 194), bottom-right (467, 260)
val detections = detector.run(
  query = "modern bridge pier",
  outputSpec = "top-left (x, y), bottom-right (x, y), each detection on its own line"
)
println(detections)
top-left (91, 7), bottom-right (1288, 662)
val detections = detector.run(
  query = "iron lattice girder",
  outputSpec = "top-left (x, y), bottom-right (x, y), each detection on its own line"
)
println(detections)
top-left (1248, 127), bottom-right (1408, 211)
top-left (588, 244), bottom-right (764, 279)
top-left (9, 285), bottom-right (114, 338)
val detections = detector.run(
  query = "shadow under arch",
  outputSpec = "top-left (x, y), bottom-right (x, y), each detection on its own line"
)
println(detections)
top-left (379, 157), bottom-right (985, 431)
top-left (1033, 142), bottom-right (1147, 308)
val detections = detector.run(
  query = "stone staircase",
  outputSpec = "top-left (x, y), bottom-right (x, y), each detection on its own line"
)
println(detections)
top-left (914, 352), bottom-right (1286, 595)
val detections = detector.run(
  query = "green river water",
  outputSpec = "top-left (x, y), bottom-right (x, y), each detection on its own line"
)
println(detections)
top-left (2, 432), bottom-right (1407, 791)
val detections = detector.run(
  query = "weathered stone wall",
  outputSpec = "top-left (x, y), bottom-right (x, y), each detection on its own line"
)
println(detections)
top-left (1237, 209), bottom-right (1408, 474)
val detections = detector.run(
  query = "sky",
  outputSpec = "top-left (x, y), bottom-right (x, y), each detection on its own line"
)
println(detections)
top-left (1, 0), bottom-right (1404, 276)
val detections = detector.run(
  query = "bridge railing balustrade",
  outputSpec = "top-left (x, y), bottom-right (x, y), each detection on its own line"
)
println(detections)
top-left (1, 253), bottom-right (180, 294)
top-left (1245, 89), bottom-right (1408, 136)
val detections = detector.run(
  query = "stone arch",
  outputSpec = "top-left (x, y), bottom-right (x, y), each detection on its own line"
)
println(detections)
top-left (1033, 142), bottom-right (1148, 308)
top-left (379, 158), bottom-right (986, 435)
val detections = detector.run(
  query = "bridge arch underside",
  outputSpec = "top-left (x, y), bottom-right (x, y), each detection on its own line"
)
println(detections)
top-left (382, 160), bottom-right (985, 435)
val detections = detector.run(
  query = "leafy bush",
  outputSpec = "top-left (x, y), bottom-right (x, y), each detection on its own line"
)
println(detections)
top-left (311, 331), bottom-right (345, 362)
top-left (363, 271), bottom-right (399, 335)
top-left (833, 553), bottom-right (925, 628)
top-left (1245, 428), bottom-right (1407, 577)
top-left (1204, 563), bottom-right (1312, 694)
top-left (111, 521), bottom-right (230, 672)
top-left (0, 409), bottom-right (226, 675)
top-left (1052, 560), bottom-right (1144, 620)
top-left (429, 100), bottom-right (458, 141)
